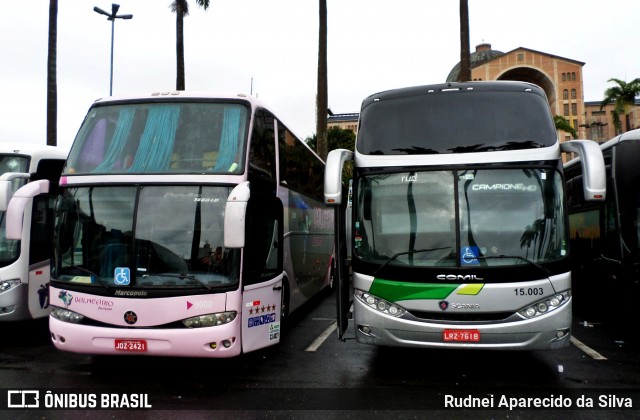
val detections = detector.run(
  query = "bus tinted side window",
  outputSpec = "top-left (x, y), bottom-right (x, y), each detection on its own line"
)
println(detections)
top-left (248, 109), bottom-right (276, 183)
top-left (278, 123), bottom-right (323, 201)
top-left (30, 196), bottom-right (56, 264)
top-left (243, 195), bottom-right (283, 285)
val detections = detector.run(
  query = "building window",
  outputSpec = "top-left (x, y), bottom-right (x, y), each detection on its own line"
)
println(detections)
top-left (562, 73), bottom-right (566, 81)
top-left (571, 103), bottom-right (577, 116)
top-left (571, 89), bottom-right (577, 99)
top-left (517, 53), bottom-right (525, 61)
top-left (563, 89), bottom-right (569, 100)
top-left (564, 104), bottom-right (570, 116)
top-left (571, 72), bottom-right (576, 81)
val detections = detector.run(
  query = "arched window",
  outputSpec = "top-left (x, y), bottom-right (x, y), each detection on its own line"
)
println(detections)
top-left (571, 89), bottom-right (577, 99)
top-left (563, 89), bottom-right (569, 100)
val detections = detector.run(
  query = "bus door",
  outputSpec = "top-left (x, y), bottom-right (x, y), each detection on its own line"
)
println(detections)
top-left (241, 194), bottom-right (284, 352)
top-left (26, 195), bottom-right (56, 318)
top-left (336, 191), bottom-right (350, 340)
top-left (324, 149), bottom-right (354, 340)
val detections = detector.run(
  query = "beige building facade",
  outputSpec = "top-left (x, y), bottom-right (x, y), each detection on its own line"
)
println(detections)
top-left (329, 43), bottom-right (639, 143)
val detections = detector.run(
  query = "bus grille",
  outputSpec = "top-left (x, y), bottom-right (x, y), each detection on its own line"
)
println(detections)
top-left (408, 310), bottom-right (513, 322)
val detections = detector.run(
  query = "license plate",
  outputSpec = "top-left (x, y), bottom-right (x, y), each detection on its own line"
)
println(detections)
top-left (114, 339), bottom-right (147, 352)
top-left (442, 329), bottom-right (480, 342)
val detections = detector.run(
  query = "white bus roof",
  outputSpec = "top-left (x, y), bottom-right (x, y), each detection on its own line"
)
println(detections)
top-left (0, 143), bottom-right (68, 167)
top-left (91, 91), bottom-right (266, 108)
top-left (600, 128), bottom-right (640, 151)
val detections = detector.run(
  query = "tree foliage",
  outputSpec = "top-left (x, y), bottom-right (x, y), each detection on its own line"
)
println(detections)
top-left (306, 126), bottom-right (355, 152)
top-left (307, 127), bottom-right (355, 185)
top-left (600, 77), bottom-right (640, 134)
top-left (554, 115), bottom-right (577, 139)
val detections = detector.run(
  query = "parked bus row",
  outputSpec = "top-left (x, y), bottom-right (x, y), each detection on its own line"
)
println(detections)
top-left (8, 81), bottom-right (636, 357)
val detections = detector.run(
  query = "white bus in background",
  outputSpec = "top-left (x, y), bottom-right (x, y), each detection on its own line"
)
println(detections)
top-left (565, 128), bottom-right (640, 324)
top-left (0, 144), bottom-right (67, 320)
top-left (325, 81), bottom-right (606, 350)
top-left (6, 92), bottom-right (334, 357)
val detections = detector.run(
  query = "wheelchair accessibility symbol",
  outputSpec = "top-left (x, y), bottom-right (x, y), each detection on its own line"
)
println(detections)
top-left (460, 246), bottom-right (480, 265)
top-left (114, 267), bottom-right (131, 285)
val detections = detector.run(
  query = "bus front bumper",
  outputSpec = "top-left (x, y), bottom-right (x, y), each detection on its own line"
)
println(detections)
top-left (353, 297), bottom-right (572, 351)
top-left (49, 316), bottom-right (242, 358)
top-left (0, 283), bottom-right (32, 321)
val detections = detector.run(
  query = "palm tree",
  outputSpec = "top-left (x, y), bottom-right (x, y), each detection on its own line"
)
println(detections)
top-left (459, 0), bottom-right (471, 82)
top-left (47, 0), bottom-right (58, 146)
top-left (554, 115), bottom-right (577, 139)
top-left (170, 0), bottom-right (210, 91)
top-left (316, 0), bottom-right (328, 161)
top-left (600, 77), bottom-right (640, 134)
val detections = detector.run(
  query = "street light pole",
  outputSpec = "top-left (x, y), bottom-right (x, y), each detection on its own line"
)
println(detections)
top-left (93, 4), bottom-right (133, 96)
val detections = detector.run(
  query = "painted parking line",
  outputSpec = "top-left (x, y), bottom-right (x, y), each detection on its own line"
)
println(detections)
top-left (571, 336), bottom-right (607, 360)
top-left (305, 321), bottom-right (337, 352)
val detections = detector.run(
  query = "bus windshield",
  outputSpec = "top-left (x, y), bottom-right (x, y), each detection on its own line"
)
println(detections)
top-left (357, 90), bottom-right (557, 155)
top-left (53, 185), bottom-right (240, 289)
top-left (0, 213), bottom-right (20, 265)
top-left (0, 155), bottom-right (29, 266)
top-left (354, 168), bottom-right (566, 268)
top-left (65, 102), bottom-right (249, 175)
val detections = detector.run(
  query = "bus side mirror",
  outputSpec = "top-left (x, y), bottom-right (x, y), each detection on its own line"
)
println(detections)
top-left (324, 149), bottom-right (353, 206)
top-left (0, 172), bottom-right (31, 211)
top-left (5, 179), bottom-right (49, 240)
top-left (224, 181), bottom-right (250, 248)
top-left (561, 140), bottom-right (606, 201)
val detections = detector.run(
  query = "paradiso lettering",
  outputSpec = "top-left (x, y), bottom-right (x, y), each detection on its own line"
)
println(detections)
top-left (248, 313), bottom-right (276, 328)
top-left (472, 183), bottom-right (537, 192)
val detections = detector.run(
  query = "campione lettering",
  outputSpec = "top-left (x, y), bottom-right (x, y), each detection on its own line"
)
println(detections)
top-left (472, 183), bottom-right (537, 192)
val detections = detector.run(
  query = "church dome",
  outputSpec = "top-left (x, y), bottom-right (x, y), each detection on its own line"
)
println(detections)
top-left (446, 43), bottom-right (505, 82)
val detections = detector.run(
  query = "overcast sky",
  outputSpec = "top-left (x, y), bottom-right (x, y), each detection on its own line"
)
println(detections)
top-left (2, 0), bottom-right (639, 150)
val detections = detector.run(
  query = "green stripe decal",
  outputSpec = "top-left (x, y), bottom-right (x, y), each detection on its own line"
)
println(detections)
top-left (370, 279), bottom-right (460, 302)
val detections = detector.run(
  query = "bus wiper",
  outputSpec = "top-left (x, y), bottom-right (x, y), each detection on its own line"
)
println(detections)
top-left (64, 265), bottom-right (112, 290)
top-left (475, 255), bottom-right (551, 276)
top-left (373, 247), bottom-right (451, 277)
top-left (142, 272), bottom-right (212, 290)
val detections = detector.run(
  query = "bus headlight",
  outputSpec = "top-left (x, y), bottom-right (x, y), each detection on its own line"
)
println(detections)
top-left (518, 291), bottom-right (570, 319)
top-left (355, 289), bottom-right (406, 318)
top-left (0, 278), bottom-right (21, 292)
top-left (51, 307), bottom-right (84, 324)
top-left (182, 311), bottom-right (237, 328)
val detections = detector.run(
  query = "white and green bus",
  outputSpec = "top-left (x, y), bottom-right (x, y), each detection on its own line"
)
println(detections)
top-left (325, 81), bottom-right (605, 350)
